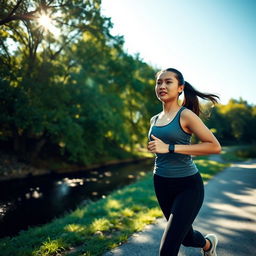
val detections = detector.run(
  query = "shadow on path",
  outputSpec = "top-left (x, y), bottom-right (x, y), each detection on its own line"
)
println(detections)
top-left (103, 159), bottom-right (256, 256)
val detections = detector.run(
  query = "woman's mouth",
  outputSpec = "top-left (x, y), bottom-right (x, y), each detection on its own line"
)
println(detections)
top-left (159, 91), bottom-right (167, 96)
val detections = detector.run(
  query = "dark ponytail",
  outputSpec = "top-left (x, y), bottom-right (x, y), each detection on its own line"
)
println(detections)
top-left (159, 68), bottom-right (219, 116)
top-left (183, 81), bottom-right (219, 116)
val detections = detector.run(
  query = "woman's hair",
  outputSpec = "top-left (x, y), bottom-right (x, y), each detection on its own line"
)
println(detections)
top-left (156, 68), bottom-right (219, 116)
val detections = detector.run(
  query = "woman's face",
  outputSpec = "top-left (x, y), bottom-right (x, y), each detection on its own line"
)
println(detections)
top-left (155, 71), bottom-right (184, 102)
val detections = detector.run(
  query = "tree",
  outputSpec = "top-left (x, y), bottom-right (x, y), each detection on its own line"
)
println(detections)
top-left (0, 0), bottom-right (121, 162)
top-left (206, 99), bottom-right (256, 144)
top-left (0, 0), bottom-right (157, 167)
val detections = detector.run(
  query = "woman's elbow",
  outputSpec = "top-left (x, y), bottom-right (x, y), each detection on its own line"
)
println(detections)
top-left (213, 143), bottom-right (222, 154)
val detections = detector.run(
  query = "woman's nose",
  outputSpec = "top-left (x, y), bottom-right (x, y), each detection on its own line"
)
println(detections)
top-left (159, 82), bottom-right (166, 88)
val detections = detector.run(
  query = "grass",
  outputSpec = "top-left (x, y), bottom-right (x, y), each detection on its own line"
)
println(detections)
top-left (221, 144), bottom-right (256, 162)
top-left (0, 159), bottom-right (229, 256)
top-left (194, 158), bottom-right (229, 181)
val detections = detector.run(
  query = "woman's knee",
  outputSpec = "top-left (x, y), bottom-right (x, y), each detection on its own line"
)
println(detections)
top-left (182, 230), bottom-right (206, 248)
top-left (182, 239), bottom-right (193, 247)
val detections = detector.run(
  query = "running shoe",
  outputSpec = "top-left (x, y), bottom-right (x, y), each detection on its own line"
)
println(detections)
top-left (202, 234), bottom-right (218, 256)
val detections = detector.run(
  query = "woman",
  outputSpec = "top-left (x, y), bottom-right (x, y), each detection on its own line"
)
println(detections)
top-left (147, 68), bottom-right (221, 256)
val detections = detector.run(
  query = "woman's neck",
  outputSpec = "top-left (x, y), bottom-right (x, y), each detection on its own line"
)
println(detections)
top-left (162, 102), bottom-right (181, 115)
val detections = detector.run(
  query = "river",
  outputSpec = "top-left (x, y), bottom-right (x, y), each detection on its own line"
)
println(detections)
top-left (0, 158), bottom-right (154, 238)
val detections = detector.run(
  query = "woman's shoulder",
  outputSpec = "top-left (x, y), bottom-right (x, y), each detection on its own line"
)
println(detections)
top-left (181, 107), bottom-right (193, 115)
top-left (180, 107), bottom-right (201, 123)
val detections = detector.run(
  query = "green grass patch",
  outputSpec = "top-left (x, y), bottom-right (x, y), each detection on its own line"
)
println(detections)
top-left (221, 144), bottom-right (256, 162)
top-left (0, 159), bottom-right (228, 256)
top-left (194, 159), bottom-right (229, 181)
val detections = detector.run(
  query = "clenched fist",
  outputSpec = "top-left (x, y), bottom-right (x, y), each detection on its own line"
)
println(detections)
top-left (148, 134), bottom-right (169, 154)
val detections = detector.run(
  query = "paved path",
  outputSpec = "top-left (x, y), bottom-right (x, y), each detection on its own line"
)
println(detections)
top-left (103, 159), bottom-right (256, 256)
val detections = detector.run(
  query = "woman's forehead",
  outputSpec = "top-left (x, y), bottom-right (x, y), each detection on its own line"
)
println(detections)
top-left (157, 71), bottom-right (177, 80)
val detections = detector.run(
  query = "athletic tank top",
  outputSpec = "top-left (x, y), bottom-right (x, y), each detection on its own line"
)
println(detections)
top-left (148, 106), bottom-right (198, 178)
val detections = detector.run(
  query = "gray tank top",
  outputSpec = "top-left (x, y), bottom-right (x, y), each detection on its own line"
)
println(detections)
top-left (148, 106), bottom-right (198, 178)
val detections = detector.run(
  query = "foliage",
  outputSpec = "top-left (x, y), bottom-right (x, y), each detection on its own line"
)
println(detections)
top-left (202, 99), bottom-right (256, 145)
top-left (0, 0), bottom-right (157, 166)
top-left (221, 145), bottom-right (256, 162)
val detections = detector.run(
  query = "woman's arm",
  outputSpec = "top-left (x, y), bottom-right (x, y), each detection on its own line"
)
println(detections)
top-left (148, 109), bottom-right (221, 156)
top-left (174, 109), bottom-right (221, 155)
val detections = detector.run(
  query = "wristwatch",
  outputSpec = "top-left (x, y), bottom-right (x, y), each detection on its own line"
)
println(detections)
top-left (168, 144), bottom-right (175, 153)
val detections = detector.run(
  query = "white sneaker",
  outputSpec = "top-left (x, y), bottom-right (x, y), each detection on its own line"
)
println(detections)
top-left (202, 234), bottom-right (218, 256)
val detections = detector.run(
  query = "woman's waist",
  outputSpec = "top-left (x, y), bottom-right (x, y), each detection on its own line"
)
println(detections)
top-left (154, 154), bottom-right (197, 174)
top-left (155, 152), bottom-right (193, 163)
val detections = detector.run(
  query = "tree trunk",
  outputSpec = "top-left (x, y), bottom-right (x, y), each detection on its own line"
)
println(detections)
top-left (30, 137), bottom-right (47, 161)
top-left (13, 129), bottom-right (19, 153)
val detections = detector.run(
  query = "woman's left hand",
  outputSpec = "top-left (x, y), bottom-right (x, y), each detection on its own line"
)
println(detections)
top-left (148, 135), bottom-right (169, 153)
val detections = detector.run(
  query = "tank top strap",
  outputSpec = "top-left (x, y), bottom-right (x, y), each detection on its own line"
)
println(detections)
top-left (175, 106), bottom-right (186, 121)
top-left (170, 106), bottom-right (184, 120)
top-left (177, 106), bottom-right (186, 116)
top-left (153, 114), bottom-right (159, 125)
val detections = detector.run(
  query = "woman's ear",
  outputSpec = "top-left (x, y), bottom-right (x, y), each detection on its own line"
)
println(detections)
top-left (179, 84), bottom-right (184, 93)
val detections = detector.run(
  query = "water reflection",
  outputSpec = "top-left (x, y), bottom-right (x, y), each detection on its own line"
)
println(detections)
top-left (0, 158), bottom-right (154, 238)
top-left (104, 171), bottom-right (112, 177)
top-left (25, 187), bottom-right (43, 199)
top-left (55, 182), bottom-right (70, 198)
top-left (57, 178), bottom-right (85, 187)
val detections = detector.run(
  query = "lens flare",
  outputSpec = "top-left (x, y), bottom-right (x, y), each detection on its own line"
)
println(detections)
top-left (37, 13), bottom-right (60, 36)
top-left (38, 14), bottom-right (52, 28)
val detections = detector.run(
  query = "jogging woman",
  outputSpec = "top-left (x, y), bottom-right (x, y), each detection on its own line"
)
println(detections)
top-left (147, 68), bottom-right (221, 256)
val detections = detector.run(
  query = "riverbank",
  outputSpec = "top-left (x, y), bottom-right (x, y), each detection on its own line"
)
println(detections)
top-left (0, 152), bottom-right (49, 181)
top-left (0, 157), bottom-right (229, 256)
top-left (1, 145), bottom-right (254, 181)
top-left (0, 151), bottom-right (152, 181)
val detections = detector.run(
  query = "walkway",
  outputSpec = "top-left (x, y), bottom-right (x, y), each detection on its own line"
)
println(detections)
top-left (103, 159), bottom-right (256, 256)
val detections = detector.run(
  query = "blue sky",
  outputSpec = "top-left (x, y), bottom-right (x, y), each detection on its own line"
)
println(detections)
top-left (101, 0), bottom-right (256, 105)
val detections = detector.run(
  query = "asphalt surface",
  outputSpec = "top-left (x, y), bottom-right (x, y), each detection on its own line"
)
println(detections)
top-left (103, 159), bottom-right (256, 256)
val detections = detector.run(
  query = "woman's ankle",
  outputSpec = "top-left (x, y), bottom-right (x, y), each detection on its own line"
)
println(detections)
top-left (203, 238), bottom-right (212, 251)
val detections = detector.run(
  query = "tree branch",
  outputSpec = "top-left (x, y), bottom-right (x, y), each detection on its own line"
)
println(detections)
top-left (0, 10), bottom-right (39, 25)
top-left (7, 24), bottom-right (28, 46)
top-left (50, 30), bottom-right (81, 60)
top-left (8, 0), bottom-right (23, 17)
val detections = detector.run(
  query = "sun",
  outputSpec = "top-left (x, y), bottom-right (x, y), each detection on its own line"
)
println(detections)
top-left (37, 13), bottom-right (60, 36)
top-left (38, 14), bottom-right (52, 29)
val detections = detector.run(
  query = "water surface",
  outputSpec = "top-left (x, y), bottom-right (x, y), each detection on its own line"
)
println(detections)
top-left (0, 158), bottom-right (154, 238)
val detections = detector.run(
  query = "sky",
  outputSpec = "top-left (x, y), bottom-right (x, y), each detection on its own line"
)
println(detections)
top-left (101, 0), bottom-right (256, 105)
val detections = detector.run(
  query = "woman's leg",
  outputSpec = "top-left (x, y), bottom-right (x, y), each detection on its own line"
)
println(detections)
top-left (182, 226), bottom-right (206, 247)
top-left (153, 174), bottom-right (175, 221)
top-left (153, 173), bottom-right (205, 256)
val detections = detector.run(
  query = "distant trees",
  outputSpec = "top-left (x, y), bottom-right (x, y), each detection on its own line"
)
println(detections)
top-left (202, 99), bottom-right (256, 145)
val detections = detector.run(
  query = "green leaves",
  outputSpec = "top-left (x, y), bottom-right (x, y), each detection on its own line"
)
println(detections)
top-left (0, 0), bottom-right (157, 167)
top-left (203, 99), bottom-right (256, 145)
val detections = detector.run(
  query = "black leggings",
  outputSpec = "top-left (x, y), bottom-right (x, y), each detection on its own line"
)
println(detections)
top-left (153, 172), bottom-right (206, 256)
